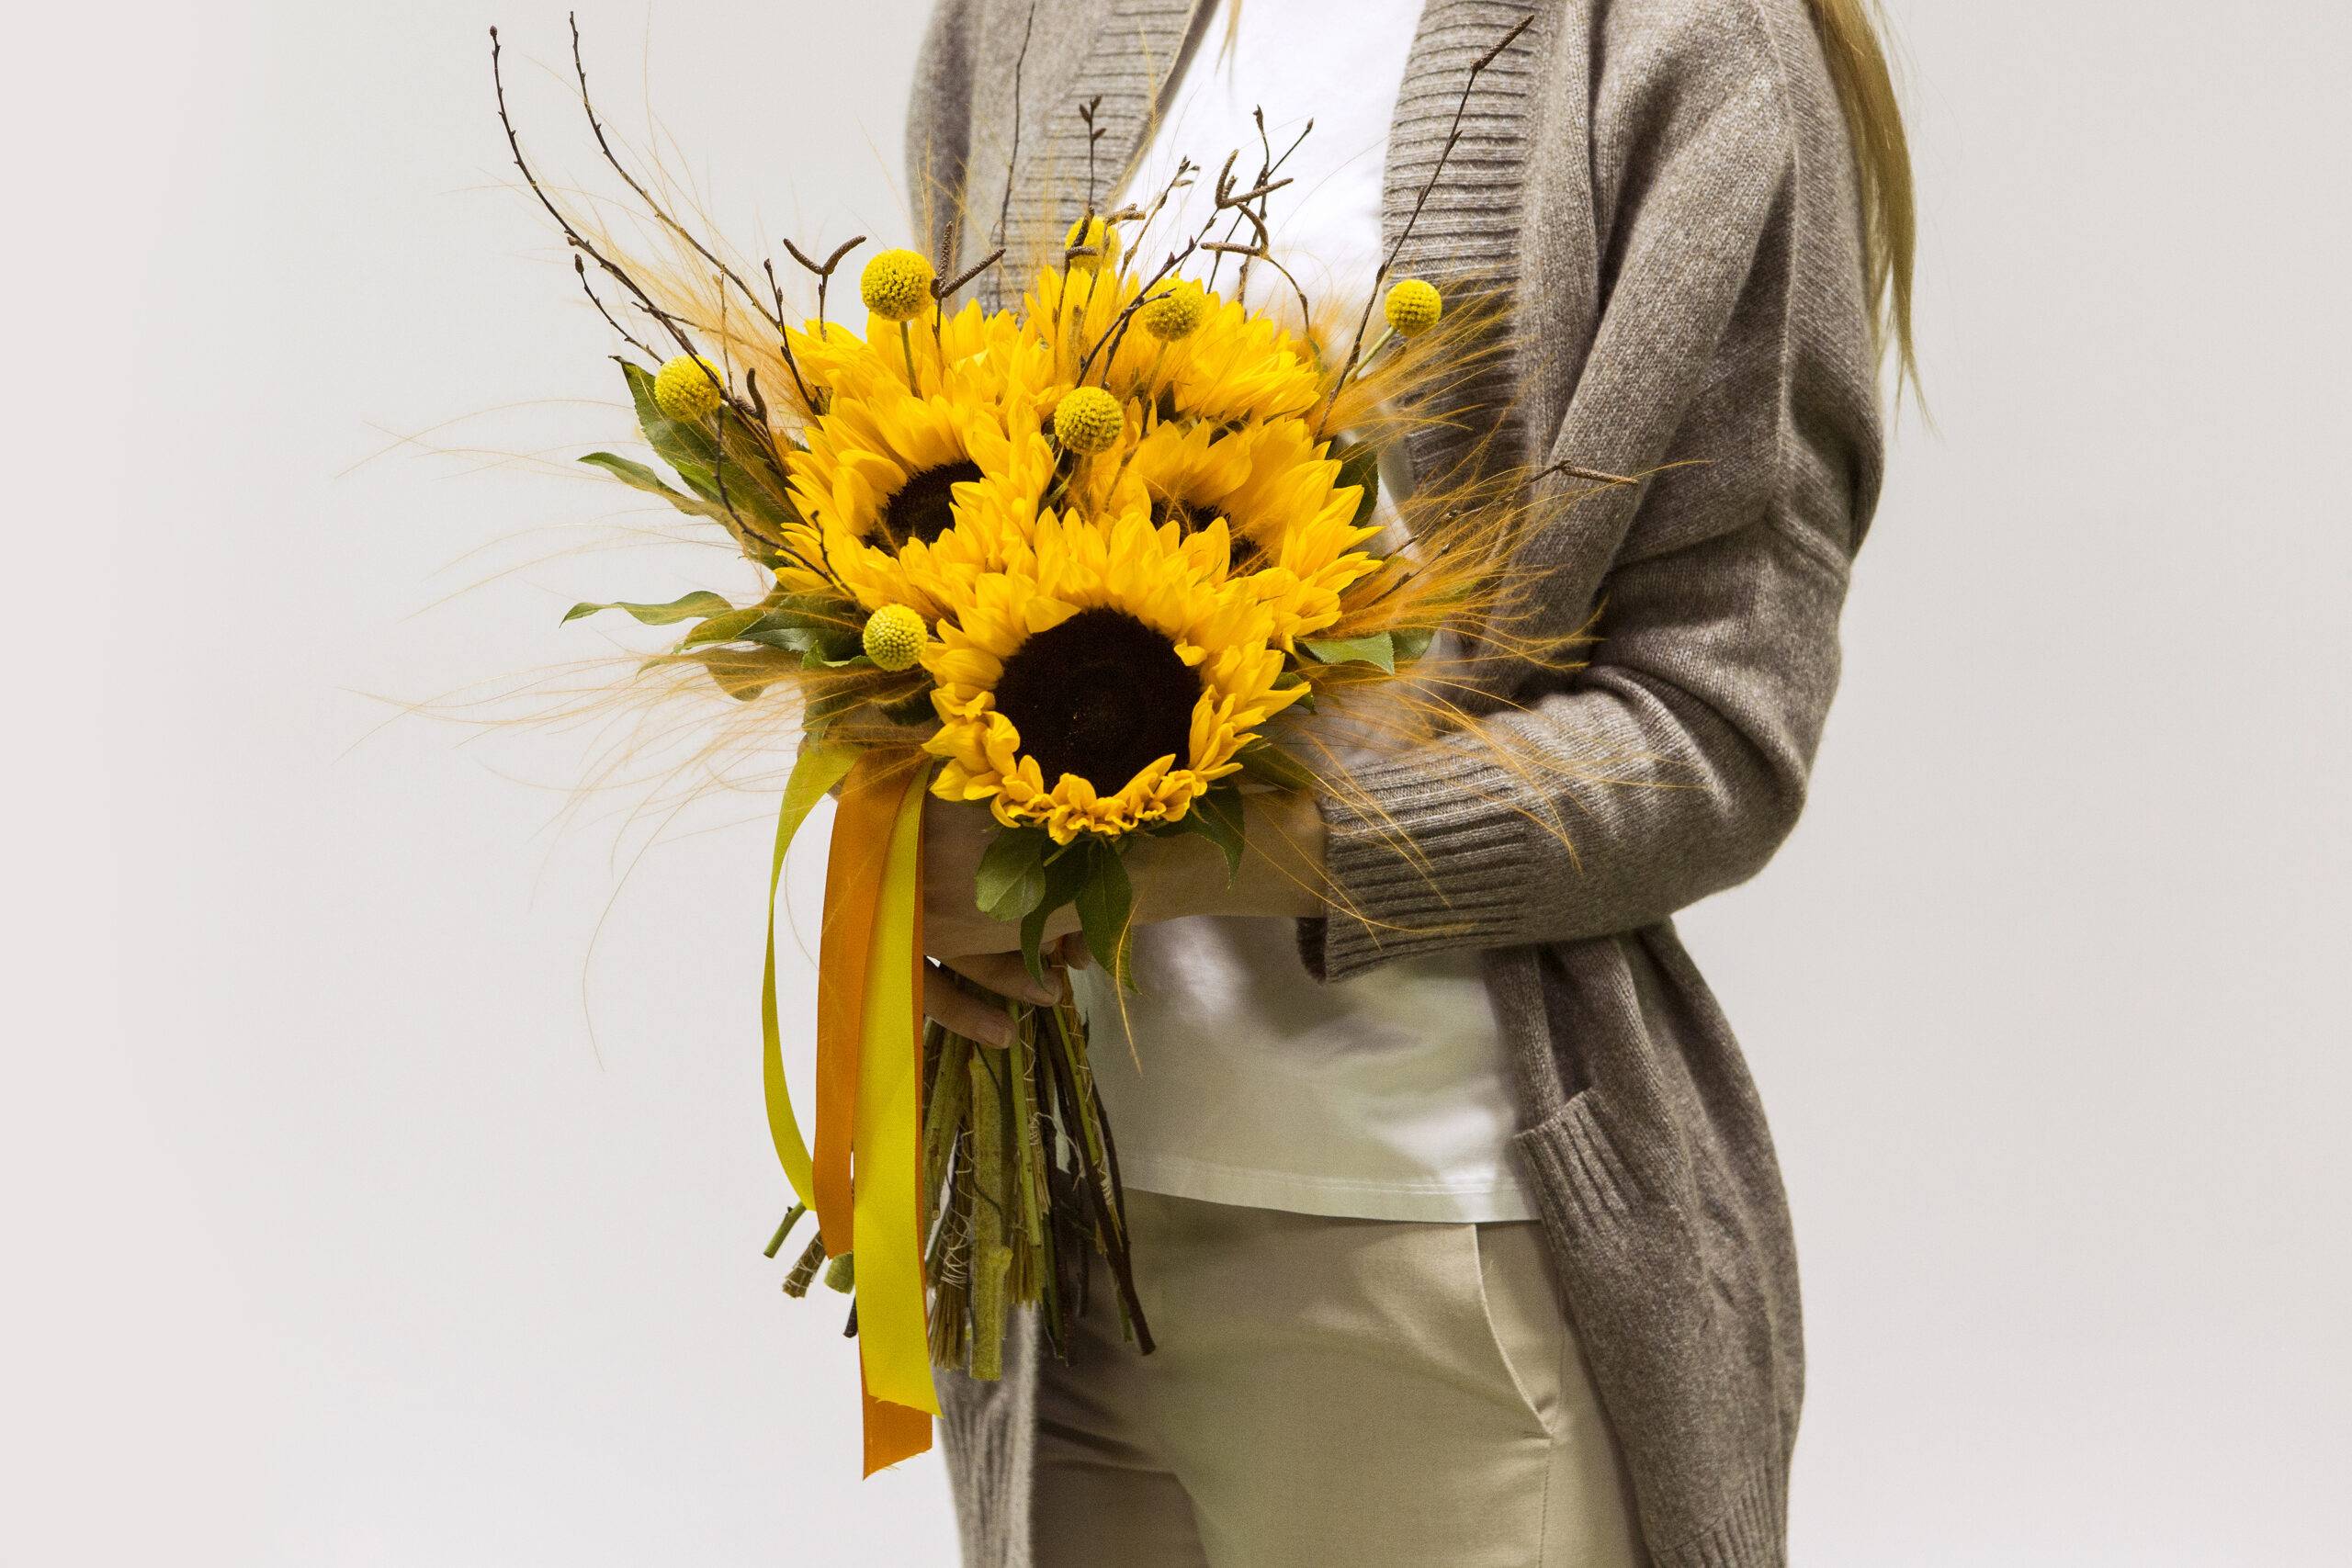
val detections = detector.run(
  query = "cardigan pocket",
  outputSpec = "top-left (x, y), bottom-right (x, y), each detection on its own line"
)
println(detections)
top-left (1513, 1088), bottom-right (1788, 1562)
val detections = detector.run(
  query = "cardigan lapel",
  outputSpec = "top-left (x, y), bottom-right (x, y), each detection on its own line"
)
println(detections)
top-left (1381, 0), bottom-right (1553, 479)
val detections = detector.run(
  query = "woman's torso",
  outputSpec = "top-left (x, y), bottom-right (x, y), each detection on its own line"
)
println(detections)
top-left (1071, 0), bottom-right (1534, 1223)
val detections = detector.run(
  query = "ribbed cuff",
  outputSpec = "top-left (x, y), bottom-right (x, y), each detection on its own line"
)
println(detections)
top-left (1296, 738), bottom-right (1544, 982)
top-left (1652, 1463), bottom-right (1789, 1568)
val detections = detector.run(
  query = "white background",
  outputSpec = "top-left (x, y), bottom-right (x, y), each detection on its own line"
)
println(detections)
top-left (9, 3), bottom-right (2348, 1563)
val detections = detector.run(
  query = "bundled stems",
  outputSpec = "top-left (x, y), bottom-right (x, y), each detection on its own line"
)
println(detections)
top-left (884, 998), bottom-right (1148, 1380)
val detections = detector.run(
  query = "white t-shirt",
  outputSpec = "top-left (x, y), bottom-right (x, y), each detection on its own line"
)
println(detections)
top-left (1074, 0), bottom-right (1536, 1224)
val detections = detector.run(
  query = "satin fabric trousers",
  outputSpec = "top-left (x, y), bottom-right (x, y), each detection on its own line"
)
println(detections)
top-left (1028, 1190), bottom-right (1645, 1566)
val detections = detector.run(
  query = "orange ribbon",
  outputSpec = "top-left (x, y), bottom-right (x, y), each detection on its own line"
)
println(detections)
top-left (808, 750), bottom-right (937, 1472)
top-left (814, 756), bottom-right (897, 1255)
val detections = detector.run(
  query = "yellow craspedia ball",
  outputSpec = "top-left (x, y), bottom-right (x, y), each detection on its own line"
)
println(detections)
top-left (862, 604), bottom-right (928, 672)
top-left (651, 355), bottom-right (724, 423)
top-left (1384, 277), bottom-right (1442, 338)
top-left (1063, 215), bottom-right (1122, 273)
top-left (1137, 279), bottom-right (1206, 342)
top-left (1052, 386), bottom-right (1125, 455)
top-left (859, 248), bottom-right (933, 322)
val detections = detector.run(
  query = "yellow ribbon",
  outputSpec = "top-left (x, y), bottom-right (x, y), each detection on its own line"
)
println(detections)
top-left (761, 741), bottom-right (857, 1211)
top-left (853, 761), bottom-right (939, 1469)
top-left (760, 744), bottom-right (940, 1473)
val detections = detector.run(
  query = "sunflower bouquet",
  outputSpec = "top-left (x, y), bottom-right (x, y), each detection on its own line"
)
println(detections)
top-left (492, 17), bottom-right (1585, 1472)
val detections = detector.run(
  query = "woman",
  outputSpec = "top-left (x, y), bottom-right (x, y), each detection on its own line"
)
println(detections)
top-left (908, 0), bottom-right (1912, 1562)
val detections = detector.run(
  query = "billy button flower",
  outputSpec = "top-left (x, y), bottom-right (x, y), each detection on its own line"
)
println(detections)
top-left (1134, 278), bottom-right (1207, 399)
top-left (1137, 280), bottom-right (1206, 343)
top-left (1063, 214), bottom-right (1121, 275)
top-left (860, 247), bottom-right (937, 389)
top-left (860, 249), bottom-right (933, 321)
top-left (861, 604), bottom-right (929, 672)
top-left (1052, 387), bottom-right (1125, 456)
top-left (1383, 277), bottom-right (1442, 337)
top-left (651, 354), bottom-right (725, 423)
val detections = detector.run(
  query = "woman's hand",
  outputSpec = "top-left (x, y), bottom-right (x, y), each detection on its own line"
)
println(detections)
top-left (920, 795), bottom-right (1073, 960)
top-left (922, 952), bottom-right (1061, 1047)
top-left (920, 797), bottom-right (1073, 1046)
top-left (918, 791), bottom-right (1331, 1043)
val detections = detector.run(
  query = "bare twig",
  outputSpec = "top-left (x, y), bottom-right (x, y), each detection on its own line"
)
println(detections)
top-left (782, 234), bottom-right (865, 334)
top-left (992, 1), bottom-right (1039, 260)
top-left (1071, 161), bottom-right (1295, 384)
top-left (568, 14), bottom-right (786, 340)
top-left (935, 247), bottom-right (1007, 304)
top-left (760, 257), bottom-right (821, 414)
top-left (574, 254), bottom-right (656, 360)
top-left (1318, 16), bottom-right (1533, 436)
top-left (494, 26), bottom-right (766, 443)
top-left (1078, 95), bottom-right (1106, 214)
top-left (491, 28), bottom-right (708, 373)
top-left (1207, 108), bottom-right (1311, 294)
top-left (1120, 158), bottom-right (1195, 266)
top-left (1202, 240), bottom-right (1310, 329)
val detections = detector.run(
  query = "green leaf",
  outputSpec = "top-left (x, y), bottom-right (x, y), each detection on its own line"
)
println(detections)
top-left (680, 605), bottom-right (770, 647)
top-left (1172, 788), bottom-right (1246, 880)
top-left (975, 829), bottom-right (1052, 923)
top-left (1388, 625), bottom-right (1436, 664)
top-left (801, 644), bottom-right (871, 671)
top-left (617, 361), bottom-right (801, 540)
top-left (578, 451), bottom-right (727, 521)
top-left (1333, 439), bottom-right (1382, 528)
top-left (801, 684), bottom-right (864, 732)
top-left (1073, 841), bottom-right (1135, 989)
top-left (666, 645), bottom-right (800, 702)
top-left (1020, 848), bottom-right (1091, 983)
top-left (622, 361), bottom-right (722, 487)
top-left (747, 594), bottom-right (857, 637)
top-left (1271, 667), bottom-right (1317, 714)
top-left (743, 598), bottom-right (865, 663)
top-left (1299, 631), bottom-right (1396, 673)
top-left (876, 687), bottom-right (939, 728)
top-left (564, 591), bottom-right (735, 626)
top-left (1237, 738), bottom-right (1317, 791)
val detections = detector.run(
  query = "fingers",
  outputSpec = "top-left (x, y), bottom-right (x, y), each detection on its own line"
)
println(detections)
top-left (923, 964), bottom-right (1015, 1047)
top-left (922, 953), bottom-right (1066, 1048)
top-left (944, 950), bottom-right (1064, 1008)
top-left (1052, 931), bottom-right (1092, 971)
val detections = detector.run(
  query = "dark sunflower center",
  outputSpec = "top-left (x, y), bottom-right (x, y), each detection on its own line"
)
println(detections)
top-left (992, 608), bottom-right (1198, 792)
top-left (1151, 495), bottom-right (1261, 570)
top-left (878, 458), bottom-right (981, 548)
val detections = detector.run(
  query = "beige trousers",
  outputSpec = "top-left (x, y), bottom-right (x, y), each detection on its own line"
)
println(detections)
top-left (1031, 1190), bottom-right (1644, 1567)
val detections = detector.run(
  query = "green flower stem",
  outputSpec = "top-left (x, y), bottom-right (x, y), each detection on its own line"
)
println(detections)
top-left (967, 1043), bottom-right (1012, 1381)
top-left (763, 1202), bottom-right (807, 1259)
top-left (921, 1032), bottom-right (973, 1208)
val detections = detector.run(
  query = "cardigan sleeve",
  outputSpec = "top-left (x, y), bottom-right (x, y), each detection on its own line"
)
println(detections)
top-left (1303, 12), bottom-right (1883, 982)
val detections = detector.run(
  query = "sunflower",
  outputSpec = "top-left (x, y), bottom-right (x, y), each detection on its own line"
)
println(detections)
top-left (777, 374), bottom-right (1055, 613)
top-left (1113, 417), bottom-right (1379, 646)
top-left (1018, 266), bottom-right (1324, 428)
top-left (1159, 295), bottom-right (1324, 425)
top-left (1113, 418), bottom-right (1254, 536)
top-left (791, 299), bottom-right (1054, 409)
top-left (1210, 419), bottom-right (1384, 645)
top-left (922, 509), bottom-right (1302, 841)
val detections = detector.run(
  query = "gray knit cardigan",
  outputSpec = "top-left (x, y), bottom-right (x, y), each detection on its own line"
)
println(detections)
top-left (905, 1), bottom-right (1883, 1562)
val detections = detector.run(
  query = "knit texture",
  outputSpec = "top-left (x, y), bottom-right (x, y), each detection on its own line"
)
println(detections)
top-left (908, 1), bottom-right (1883, 1561)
